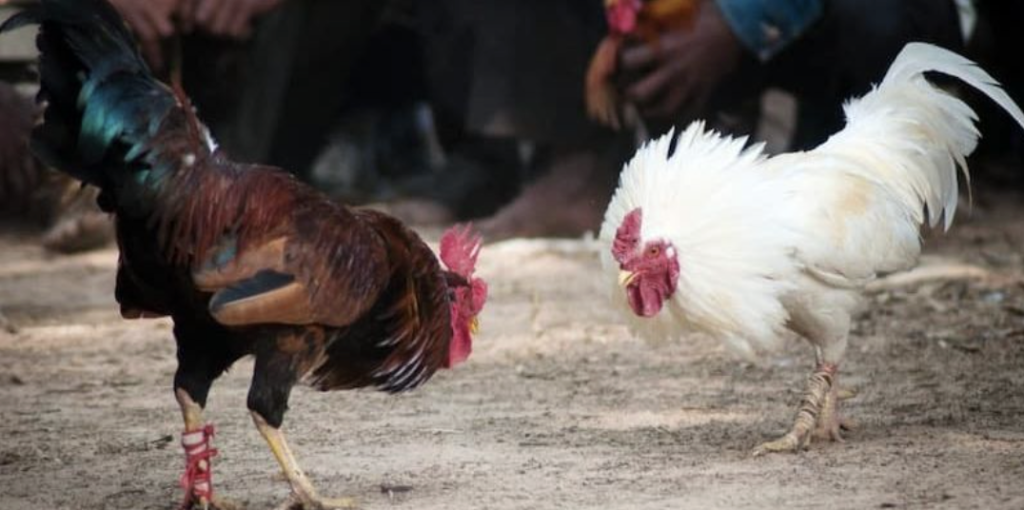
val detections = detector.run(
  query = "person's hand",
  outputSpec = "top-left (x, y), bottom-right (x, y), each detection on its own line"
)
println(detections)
top-left (108, 0), bottom-right (180, 68)
top-left (179, 0), bottom-right (283, 39)
top-left (619, 1), bottom-right (743, 121)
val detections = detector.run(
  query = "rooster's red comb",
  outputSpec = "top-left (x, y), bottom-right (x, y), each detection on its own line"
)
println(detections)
top-left (612, 208), bottom-right (643, 262)
top-left (440, 224), bottom-right (482, 279)
top-left (606, 0), bottom-right (642, 35)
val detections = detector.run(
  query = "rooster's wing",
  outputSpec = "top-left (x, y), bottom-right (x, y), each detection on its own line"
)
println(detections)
top-left (192, 212), bottom-right (390, 328)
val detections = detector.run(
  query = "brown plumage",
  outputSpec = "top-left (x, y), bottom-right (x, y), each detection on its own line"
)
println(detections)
top-left (2, 1), bottom-right (487, 508)
top-left (116, 159), bottom-right (465, 393)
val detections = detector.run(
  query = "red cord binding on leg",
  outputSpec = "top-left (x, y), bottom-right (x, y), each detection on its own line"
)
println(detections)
top-left (179, 424), bottom-right (219, 509)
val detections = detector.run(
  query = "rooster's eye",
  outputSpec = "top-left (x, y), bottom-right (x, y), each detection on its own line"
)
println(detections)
top-left (647, 246), bottom-right (660, 257)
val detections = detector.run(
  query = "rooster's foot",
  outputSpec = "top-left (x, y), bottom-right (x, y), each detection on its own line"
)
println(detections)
top-left (753, 363), bottom-right (853, 456)
top-left (254, 412), bottom-right (359, 510)
top-left (813, 383), bottom-right (857, 441)
top-left (186, 495), bottom-right (243, 510)
top-left (752, 430), bottom-right (805, 455)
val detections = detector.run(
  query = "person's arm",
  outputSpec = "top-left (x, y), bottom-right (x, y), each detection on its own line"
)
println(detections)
top-left (179, 0), bottom-right (283, 39)
top-left (715, 0), bottom-right (824, 61)
top-left (108, 0), bottom-right (180, 67)
top-left (618, 0), bottom-right (823, 121)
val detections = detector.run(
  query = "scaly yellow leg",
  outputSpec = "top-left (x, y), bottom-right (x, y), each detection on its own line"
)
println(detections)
top-left (251, 412), bottom-right (357, 510)
top-left (752, 363), bottom-right (848, 456)
top-left (813, 382), bottom-right (857, 441)
top-left (177, 388), bottom-right (205, 431)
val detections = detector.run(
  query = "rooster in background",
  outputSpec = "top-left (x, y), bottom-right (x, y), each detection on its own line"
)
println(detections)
top-left (600, 43), bottom-right (1024, 455)
top-left (585, 0), bottom-right (697, 130)
top-left (1, 1), bottom-right (488, 509)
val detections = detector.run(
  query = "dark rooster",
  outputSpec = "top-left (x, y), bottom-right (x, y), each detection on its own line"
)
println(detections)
top-left (1, 1), bottom-right (488, 509)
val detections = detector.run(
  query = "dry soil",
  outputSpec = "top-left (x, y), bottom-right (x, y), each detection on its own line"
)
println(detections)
top-left (1, 189), bottom-right (1023, 510)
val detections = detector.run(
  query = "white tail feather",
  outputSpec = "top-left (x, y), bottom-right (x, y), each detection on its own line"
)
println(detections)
top-left (884, 43), bottom-right (1024, 130)
top-left (833, 43), bottom-right (1024, 231)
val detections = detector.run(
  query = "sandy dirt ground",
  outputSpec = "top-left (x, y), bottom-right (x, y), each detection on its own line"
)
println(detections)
top-left (1, 187), bottom-right (1023, 510)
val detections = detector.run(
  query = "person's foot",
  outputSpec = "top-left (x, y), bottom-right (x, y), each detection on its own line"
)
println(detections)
top-left (477, 148), bottom-right (619, 241)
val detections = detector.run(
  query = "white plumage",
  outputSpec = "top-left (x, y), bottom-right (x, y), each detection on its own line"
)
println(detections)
top-left (600, 42), bottom-right (1024, 453)
top-left (600, 124), bottom-right (803, 357)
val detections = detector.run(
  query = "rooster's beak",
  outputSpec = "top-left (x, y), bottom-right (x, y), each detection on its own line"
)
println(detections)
top-left (618, 270), bottom-right (637, 287)
top-left (470, 316), bottom-right (480, 335)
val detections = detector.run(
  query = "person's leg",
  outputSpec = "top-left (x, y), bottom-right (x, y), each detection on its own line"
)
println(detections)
top-left (181, 0), bottom-right (388, 178)
top-left (265, 1), bottom-right (391, 177)
top-left (476, 136), bottom-right (629, 240)
top-left (769, 0), bottom-right (963, 150)
top-left (421, 0), bottom-right (629, 239)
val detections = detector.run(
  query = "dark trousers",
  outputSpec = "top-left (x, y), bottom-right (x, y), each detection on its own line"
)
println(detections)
top-left (181, 0), bottom-right (610, 177)
top-left (762, 0), bottom-right (963, 149)
top-left (184, 0), bottom-right (964, 171)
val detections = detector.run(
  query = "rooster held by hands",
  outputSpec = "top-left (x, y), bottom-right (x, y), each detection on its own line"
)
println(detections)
top-left (585, 0), bottom-right (697, 130)
top-left (1, 1), bottom-right (488, 508)
top-left (600, 43), bottom-right (1024, 455)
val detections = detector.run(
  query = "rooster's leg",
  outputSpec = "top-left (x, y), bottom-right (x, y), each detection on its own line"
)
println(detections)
top-left (752, 363), bottom-right (845, 456)
top-left (175, 389), bottom-right (237, 510)
top-left (249, 347), bottom-right (355, 510)
top-left (252, 412), bottom-right (357, 510)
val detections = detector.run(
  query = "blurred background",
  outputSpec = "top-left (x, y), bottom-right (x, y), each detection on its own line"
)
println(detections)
top-left (1, 0), bottom-right (1022, 253)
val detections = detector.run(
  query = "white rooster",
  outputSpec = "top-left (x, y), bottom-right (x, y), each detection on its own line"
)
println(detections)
top-left (599, 42), bottom-right (1024, 455)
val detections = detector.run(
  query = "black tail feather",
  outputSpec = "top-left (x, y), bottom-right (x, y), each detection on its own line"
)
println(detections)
top-left (0, 0), bottom-right (197, 194)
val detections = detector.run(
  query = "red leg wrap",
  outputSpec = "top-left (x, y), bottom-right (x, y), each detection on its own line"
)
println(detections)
top-left (179, 424), bottom-right (218, 509)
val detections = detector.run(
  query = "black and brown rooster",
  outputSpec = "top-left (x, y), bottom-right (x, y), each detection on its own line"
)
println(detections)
top-left (1, 1), bottom-right (488, 509)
